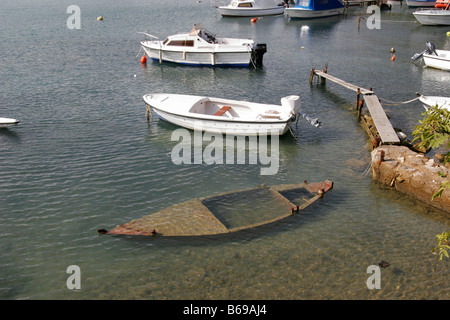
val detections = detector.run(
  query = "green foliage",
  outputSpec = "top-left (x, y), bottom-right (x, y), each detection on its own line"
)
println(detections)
top-left (412, 104), bottom-right (450, 199)
top-left (413, 107), bottom-right (450, 261)
top-left (432, 172), bottom-right (449, 200)
top-left (431, 231), bottom-right (450, 260)
top-left (412, 104), bottom-right (449, 162)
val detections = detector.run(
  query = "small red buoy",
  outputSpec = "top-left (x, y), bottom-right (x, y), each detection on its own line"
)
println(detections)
top-left (391, 54), bottom-right (395, 61)
top-left (251, 17), bottom-right (258, 23)
top-left (141, 55), bottom-right (147, 64)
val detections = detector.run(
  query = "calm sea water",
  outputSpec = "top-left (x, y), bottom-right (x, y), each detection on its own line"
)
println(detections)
top-left (0, 0), bottom-right (449, 300)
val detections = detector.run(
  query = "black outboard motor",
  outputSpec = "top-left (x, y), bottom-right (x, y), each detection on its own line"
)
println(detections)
top-left (411, 41), bottom-right (438, 61)
top-left (426, 42), bottom-right (438, 56)
top-left (251, 43), bottom-right (267, 68)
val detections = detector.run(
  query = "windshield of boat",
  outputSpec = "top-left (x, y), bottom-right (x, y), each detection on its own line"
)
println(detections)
top-left (198, 29), bottom-right (217, 44)
top-left (190, 24), bottom-right (217, 44)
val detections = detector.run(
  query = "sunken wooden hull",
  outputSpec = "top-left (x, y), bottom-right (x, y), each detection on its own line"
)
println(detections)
top-left (101, 180), bottom-right (333, 237)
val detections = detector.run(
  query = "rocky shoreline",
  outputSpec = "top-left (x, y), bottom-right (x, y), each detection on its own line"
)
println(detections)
top-left (371, 145), bottom-right (449, 214)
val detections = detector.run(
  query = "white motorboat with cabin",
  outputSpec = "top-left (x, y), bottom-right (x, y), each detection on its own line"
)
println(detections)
top-left (214, 0), bottom-right (285, 17)
top-left (0, 117), bottom-right (20, 128)
top-left (419, 95), bottom-right (450, 111)
top-left (412, 2), bottom-right (450, 25)
top-left (143, 93), bottom-right (320, 136)
top-left (412, 42), bottom-right (450, 70)
top-left (139, 24), bottom-right (267, 67)
top-left (284, 0), bottom-right (344, 18)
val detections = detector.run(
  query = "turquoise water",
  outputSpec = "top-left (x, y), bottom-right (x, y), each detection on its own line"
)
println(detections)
top-left (0, 0), bottom-right (449, 299)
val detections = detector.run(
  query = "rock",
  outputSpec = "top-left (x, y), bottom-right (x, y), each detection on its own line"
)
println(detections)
top-left (371, 145), bottom-right (450, 213)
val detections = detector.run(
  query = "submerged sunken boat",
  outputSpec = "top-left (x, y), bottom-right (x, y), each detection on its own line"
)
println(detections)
top-left (99, 180), bottom-right (333, 237)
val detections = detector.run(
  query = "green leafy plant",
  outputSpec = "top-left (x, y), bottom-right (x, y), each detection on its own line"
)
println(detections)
top-left (431, 231), bottom-right (450, 260)
top-left (412, 104), bottom-right (450, 199)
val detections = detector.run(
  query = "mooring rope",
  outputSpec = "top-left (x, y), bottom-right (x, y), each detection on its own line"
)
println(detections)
top-left (378, 96), bottom-right (420, 106)
top-left (288, 125), bottom-right (299, 142)
top-left (247, 44), bottom-right (257, 69)
top-left (360, 161), bottom-right (372, 179)
top-left (135, 46), bottom-right (143, 59)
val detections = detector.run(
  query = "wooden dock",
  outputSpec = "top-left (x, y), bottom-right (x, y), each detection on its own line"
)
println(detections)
top-left (310, 67), bottom-right (400, 145)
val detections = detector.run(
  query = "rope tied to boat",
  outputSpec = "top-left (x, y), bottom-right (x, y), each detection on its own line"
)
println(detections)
top-left (378, 96), bottom-right (420, 106)
top-left (247, 44), bottom-right (257, 69)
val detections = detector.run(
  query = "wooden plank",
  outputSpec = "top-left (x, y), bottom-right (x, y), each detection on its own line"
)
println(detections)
top-left (363, 95), bottom-right (400, 144)
top-left (214, 106), bottom-right (231, 116)
top-left (314, 71), bottom-right (374, 95)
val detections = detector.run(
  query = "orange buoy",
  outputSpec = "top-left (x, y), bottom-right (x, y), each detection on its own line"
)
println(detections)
top-left (140, 55), bottom-right (147, 64)
top-left (391, 54), bottom-right (395, 61)
top-left (251, 17), bottom-right (258, 23)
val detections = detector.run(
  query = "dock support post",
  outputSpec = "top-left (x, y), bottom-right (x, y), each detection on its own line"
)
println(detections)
top-left (357, 98), bottom-right (365, 118)
top-left (356, 88), bottom-right (361, 110)
top-left (321, 65), bottom-right (328, 85)
top-left (309, 68), bottom-right (315, 84)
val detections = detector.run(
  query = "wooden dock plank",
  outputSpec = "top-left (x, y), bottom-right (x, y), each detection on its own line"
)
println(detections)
top-left (314, 71), bottom-right (374, 95)
top-left (363, 95), bottom-right (400, 144)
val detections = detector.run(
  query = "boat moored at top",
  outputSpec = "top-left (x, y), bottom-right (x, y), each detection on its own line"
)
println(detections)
top-left (412, 2), bottom-right (450, 25)
top-left (140, 24), bottom-right (267, 67)
top-left (214, 0), bottom-right (285, 17)
top-left (405, 0), bottom-right (436, 7)
top-left (284, 0), bottom-right (344, 19)
top-left (435, 0), bottom-right (450, 8)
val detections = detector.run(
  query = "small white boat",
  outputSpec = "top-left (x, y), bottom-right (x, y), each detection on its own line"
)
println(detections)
top-left (406, 0), bottom-right (436, 7)
top-left (140, 24), bottom-right (266, 67)
top-left (413, 2), bottom-right (450, 25)
top-left (412, 42), bottom-right (450, 70)
top-left (215, 0), bottom-right (285, 17)
top-left (0, 117), bottom-right (20, 128)
top-left (143, 93), bottom-right (319, 136)
top-left (419, 95), bottom-right (450, 111)
top-left (423, 49), bottom-right (450, 70)
top-left (285, 0), bottom-right (344, 19)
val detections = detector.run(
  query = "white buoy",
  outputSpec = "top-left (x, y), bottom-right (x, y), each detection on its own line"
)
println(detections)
top-left (97, 16), bottom-right (103, 21)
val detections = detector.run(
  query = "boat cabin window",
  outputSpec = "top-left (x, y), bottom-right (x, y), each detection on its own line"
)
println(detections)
top-left (166, 40), bottom-right (194, 47)
top-left (296, 0), bottom-right (310, 7)
top-left (238, 2), bottom-right (253, 7)
top-left (163, 38), bottom-right (169, 45)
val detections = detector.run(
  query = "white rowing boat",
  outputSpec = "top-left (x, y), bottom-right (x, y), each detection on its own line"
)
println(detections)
top-left (419, 95), bottom-right (450, 111)
top-left (143, 93), bottom-right (319, 136)
top-left (0, 117), bottom-right (20, 128)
